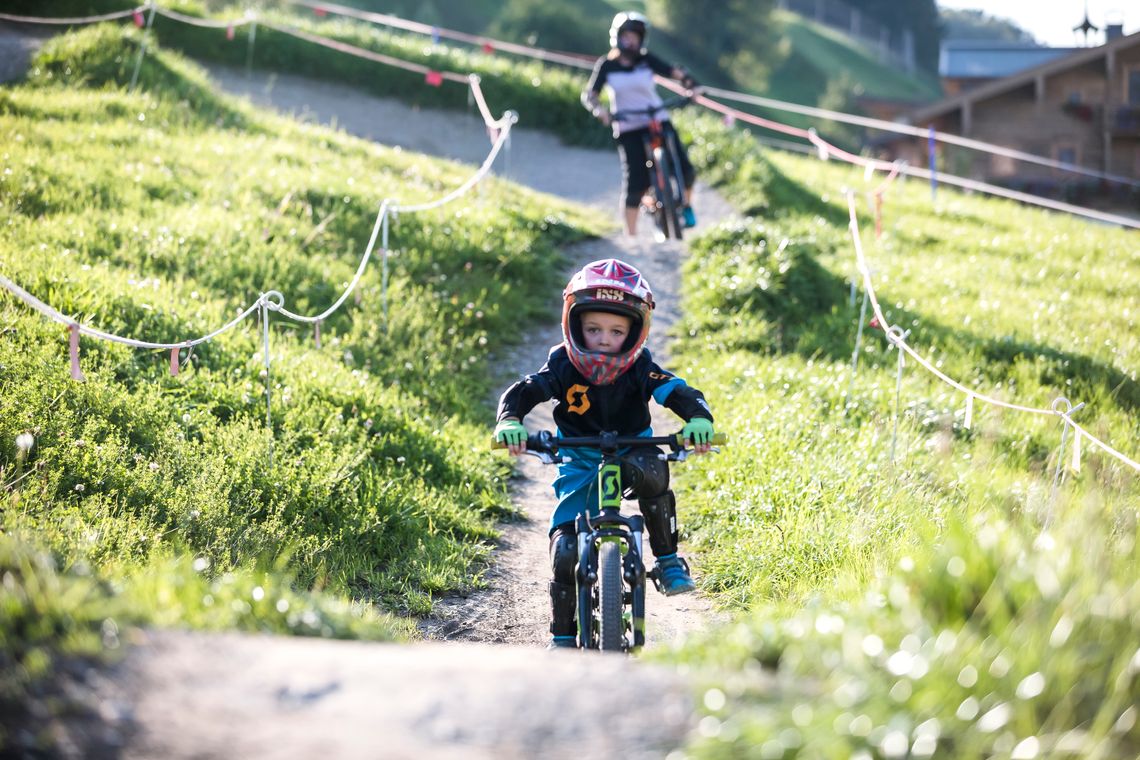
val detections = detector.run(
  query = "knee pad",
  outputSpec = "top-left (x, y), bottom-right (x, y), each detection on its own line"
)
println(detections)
top-left (549, 523), bottom-right (578, 585)
top-left (620, 447), bottom-right (670, 499)
top-left (639, 490), bottom-right (679, 558)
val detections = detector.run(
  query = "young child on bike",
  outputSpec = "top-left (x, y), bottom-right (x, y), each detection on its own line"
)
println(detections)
top-left (582, 11), bottom-right (699, 237)
top-left (494, 258), bottom-right (716, 648)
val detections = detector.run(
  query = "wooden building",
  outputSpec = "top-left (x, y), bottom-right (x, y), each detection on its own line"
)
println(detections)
top-left (889, 30), bottom-right (1140, 191)
top-left (938, 41), bottom-right (1074, 97)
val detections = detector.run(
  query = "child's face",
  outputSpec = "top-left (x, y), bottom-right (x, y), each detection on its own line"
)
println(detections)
top-left (580, 311), bottom-right (633, 354)
top-left (618, 30), bottom-right (642, 52)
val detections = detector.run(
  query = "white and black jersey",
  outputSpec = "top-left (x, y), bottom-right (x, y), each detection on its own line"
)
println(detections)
top-left (585, 52), bottom-right (675, 136)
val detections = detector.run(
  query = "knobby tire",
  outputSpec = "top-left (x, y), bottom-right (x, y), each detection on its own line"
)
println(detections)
top-left (648, 150), bottom-right (671, 241)
top-left (598, 541), bottom-right (625, 652)
top-left (655, 148), bottom-right (684, 240)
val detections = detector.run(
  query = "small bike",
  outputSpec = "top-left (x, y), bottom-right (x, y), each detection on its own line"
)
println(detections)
top-left (499, 429), bottom-right (725, 652)
top-left (612, 94), bottom-right (693, 242)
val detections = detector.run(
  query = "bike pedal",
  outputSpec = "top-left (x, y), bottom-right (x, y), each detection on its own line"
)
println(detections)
top-left (647, 566), bottom-right (665, 594)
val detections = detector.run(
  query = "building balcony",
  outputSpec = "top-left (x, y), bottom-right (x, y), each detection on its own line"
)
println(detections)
top-left (1060, 101), bottom-right (1100, 124)
top-left (1110, 106), bottom-right (1140, 136)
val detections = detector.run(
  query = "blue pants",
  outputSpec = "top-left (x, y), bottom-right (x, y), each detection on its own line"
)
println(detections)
top-left (548, 429), bottom-right (655, 532)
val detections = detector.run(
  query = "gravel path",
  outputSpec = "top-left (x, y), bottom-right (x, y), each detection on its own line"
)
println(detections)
top-left (206, 65), bottom-right (738, 652)
top-left (4, 43), bottom-right (743, 757)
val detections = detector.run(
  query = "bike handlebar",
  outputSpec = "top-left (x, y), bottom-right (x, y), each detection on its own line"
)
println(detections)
top-left (610, 94), bottom-right (694, 123)
top-left (491, 429), bottom-right (728, 452)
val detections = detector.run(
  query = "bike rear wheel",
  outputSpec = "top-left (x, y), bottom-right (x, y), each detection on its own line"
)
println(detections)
top-left (653, 147), bottom-right (684, 240)
top-left (647, 161), bottom-right (670, 240)
top-left (598, 541), bottom-right (625, 652)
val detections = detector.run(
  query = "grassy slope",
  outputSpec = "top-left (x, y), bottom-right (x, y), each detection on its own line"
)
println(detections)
top-left (663, 111), bottom-right (1140, 756)
top-left (0, 24), bottom-right (604, 745)
top-left (768, 10), bottom-right (942, 105)
top-left (3, 6), bottom-right (1135, 756)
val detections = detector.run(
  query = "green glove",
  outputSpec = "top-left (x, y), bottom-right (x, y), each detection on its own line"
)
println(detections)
top-left (682, 417), bottom-right (714, 446)
top-left (494, 419), bottom-right (527, 447)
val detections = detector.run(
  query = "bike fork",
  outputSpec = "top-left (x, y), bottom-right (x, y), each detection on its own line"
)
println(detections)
top-left (628, 515), bottom-right (646, 648)
top-left (575, 512), bottom-right (595, 649)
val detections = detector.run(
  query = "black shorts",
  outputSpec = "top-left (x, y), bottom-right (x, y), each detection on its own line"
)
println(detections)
top-left (616, 121), bottom-right (696, 209)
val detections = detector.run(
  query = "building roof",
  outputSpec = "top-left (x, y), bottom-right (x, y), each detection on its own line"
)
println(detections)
top-left (908, 30), bottom-right (1140, 124)
top-left (939, 41), bottom-right (1075, 80)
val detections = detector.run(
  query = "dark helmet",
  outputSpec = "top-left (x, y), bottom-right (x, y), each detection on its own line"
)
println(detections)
top-left (562, 258), bottom-right (654, 385)
top-left (609, 11), bottom-right (649, 54)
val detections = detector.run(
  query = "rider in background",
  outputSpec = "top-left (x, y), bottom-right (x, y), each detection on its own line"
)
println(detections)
top-left (582, 11), bottom-right (699, 237)
top-left (493, 258), bottom-right (716, 649)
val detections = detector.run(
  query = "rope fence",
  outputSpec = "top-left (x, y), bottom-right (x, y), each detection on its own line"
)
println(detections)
top-left (285, 1), bottom-right (1140, 195)
top-left (1, 2), bottom-right (1137, 480)
top-left (3, 2), bottom-right (1136, 227)
top-left (0, 5), bottom-right (520, 439)
top-left (843, 190), bottom-right (1140, 477)
top-left (0, 8), bottom-right (143, 24)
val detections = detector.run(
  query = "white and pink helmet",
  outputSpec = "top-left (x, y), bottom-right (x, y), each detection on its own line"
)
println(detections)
top-left (561, 258), bottom-right (655, 385)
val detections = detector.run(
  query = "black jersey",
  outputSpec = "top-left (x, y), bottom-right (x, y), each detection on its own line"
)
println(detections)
top-left (585, 52), bottom-right (675, 136)
top-left (496, 345), bottom-right (712, 437)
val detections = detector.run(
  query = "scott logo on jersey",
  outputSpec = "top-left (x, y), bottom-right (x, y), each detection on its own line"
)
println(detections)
top-left (566, 384), bottom-right (591, 414)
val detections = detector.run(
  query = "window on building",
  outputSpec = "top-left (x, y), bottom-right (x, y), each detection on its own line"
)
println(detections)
top-left (1127, 66), bottom-right (1140, 106)
top-left (990, 153), bottom-right (1016, 176)
top-left (1067, 90), bottom-right (1083, 105)
top-left (1054, 144), bottom-right (1078, 166)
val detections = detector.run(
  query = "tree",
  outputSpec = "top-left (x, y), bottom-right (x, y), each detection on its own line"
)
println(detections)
top-left (844, 0), bottom-right (943, 74)
top-left (488, 0), bottom-right (607, 55)
top-left (941, 9), bottom-right (1038, 44)
top-left (646, 0), bottom-right (779, 89)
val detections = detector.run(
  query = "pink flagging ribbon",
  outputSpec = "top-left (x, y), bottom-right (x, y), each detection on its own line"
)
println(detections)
top-left (874, 192), bottom-right (884, 239)
top-left (170, 343), bottom-right (190, 376)
top-left (69, 323), bottom-right (86, 381)
top-left (226, 24), bottom-right (235, 40)
top-left (133, 9), bottom-right (144, 27)
top-left (425, 70), bottom-right (443, 87)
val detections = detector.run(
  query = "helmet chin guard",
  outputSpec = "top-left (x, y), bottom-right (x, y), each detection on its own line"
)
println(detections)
top-left (562, 259), bottom-right (654, 385)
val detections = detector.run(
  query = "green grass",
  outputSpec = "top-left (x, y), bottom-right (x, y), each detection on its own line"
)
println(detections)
top-left (0, 24), bottom-right (605, 745)
top-left (6, 1), bottom-right (940, 152)
top-left (660, 111), bottom-right (1140, 756)
top-left (768, 10), bottom-right (942, 106)
top-left (10, 0), bottom-right (613, 147)
top-left (711, 10), bottom-right (943, 151)
top-left (4, 9), bottom-right (1138, 758)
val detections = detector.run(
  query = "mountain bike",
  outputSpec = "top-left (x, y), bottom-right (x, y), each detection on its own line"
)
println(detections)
top-left (497, 429), bottom-right (725, 652)
top-left (612, 94), bottom-right (693, 242)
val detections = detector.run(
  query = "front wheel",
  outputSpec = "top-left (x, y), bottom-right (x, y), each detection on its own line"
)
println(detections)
top-left (598, 541), bottom-right (625, 652)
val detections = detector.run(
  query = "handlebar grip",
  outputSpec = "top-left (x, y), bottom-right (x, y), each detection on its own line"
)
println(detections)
top-left (673, 432), bottom-right (729, 446)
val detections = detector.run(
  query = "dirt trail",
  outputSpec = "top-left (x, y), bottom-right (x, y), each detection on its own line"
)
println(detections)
top-left (207, 66), bottom-right (738, 652)
top-left (4, 43), bottom-right (742, 757)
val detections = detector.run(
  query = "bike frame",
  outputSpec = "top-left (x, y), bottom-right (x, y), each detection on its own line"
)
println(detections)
top-left (511, 429), bottom-right (723, 652)
top-left (574, 453), bottom-right (647, 649)
top-left (643, 120), bottom-right (687, 241)
top-left (613, 96), bottom-right (691, 241)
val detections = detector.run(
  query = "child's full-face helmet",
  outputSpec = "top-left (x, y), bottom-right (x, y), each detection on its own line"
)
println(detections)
top-left (562, 258), bottom-right (655, 385)
top-left (609, 11), bottom-right (649, 55)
